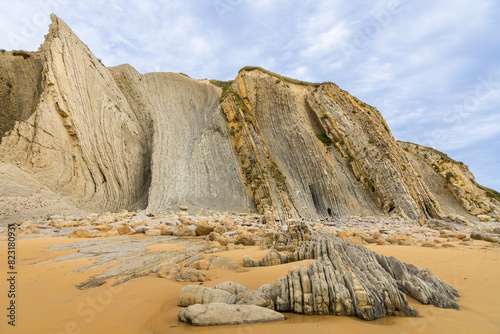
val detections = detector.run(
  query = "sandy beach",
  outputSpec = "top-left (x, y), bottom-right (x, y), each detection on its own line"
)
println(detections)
top-left (1, 233), bottom-right (499, 334)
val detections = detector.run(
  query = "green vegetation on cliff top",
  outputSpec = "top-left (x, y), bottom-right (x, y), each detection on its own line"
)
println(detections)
top-left (238, 66), bottom-right (328, 87)
top-left (399, 141), bottom-right (461, 164)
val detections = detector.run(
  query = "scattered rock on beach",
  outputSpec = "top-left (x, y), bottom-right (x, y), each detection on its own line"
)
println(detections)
top-left (68, 229), bottom-right (93, 238)
top-left (209, 255), bottom-right (239, 270)
top-left (178, 303), bottom-right (285, 326)
top-left (235, 233), bottom-right (256, 246)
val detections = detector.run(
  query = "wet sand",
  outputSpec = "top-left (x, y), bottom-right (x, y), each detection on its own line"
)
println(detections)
top-left (1, 237), bottom-right (499, 334)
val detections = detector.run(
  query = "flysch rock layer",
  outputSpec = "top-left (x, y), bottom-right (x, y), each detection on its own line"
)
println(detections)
top-left (109, 65), bottom-right (253, 213)
top-left (176, 221), bottom-right (460, 323)
top-left (257, 221), bottom-right (459, 321)
top-left (1, 15), bottom-right (499, 224)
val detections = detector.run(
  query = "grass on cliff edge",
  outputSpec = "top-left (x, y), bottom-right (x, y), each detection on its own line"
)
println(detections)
top-left (238, 66), bottom-right (331, 87)
top-left (12, 50), bottom-right (32, 59)
top-left (210, 80), bottom-right (234, 95)
top-left (399, 140), bottom-right (462, 164)
top-left (476, 183), bottom-right (500, 202)
top-left (400, 141), bottom-right (500, 200)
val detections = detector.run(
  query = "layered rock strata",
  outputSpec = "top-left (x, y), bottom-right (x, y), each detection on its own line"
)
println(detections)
top-left (0, 15), bottom-right (498, 224)
top-left (255, 222), bottom-right (458, 320)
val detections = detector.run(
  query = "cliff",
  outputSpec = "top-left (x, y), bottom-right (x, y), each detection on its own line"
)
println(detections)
top-left (0, 15), bottom-right (498, 224)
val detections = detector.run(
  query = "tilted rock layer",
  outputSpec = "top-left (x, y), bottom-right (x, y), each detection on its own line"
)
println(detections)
top-left (1, 15), bottom-right (498, 224)
top-left (176, 222), bottom-right (460, 322)
top-left (256, 222), bottom-right (459, 320)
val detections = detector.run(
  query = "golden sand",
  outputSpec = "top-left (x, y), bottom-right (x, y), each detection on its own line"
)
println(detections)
top-left (1, 237), bottom-right (499, 334)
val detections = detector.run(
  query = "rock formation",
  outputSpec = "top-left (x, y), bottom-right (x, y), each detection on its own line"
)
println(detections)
top-left (0, 15), bottom-right (499, 224)
top-left (256, 222), bottom-right (459, 320)
top-left (178, 221), bottom-right (459, 322)
top-left (178, 303), bottom-right (285, 326)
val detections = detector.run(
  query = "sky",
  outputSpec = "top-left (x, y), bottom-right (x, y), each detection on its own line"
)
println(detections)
top-left (1, 0), bottom-right (499, 190)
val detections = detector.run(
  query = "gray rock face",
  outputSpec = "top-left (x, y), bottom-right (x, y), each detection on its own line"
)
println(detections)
top-left (175, 269), bottom-right (206, 282)
top-left (208, 255), bottom-right (239, 270)
top-left (178, 303), bottom-right (285, 326)
top-left (243, 249), bottom-right (286, 267)
top-left (243, 254), bottom-right (260, 267)
top-left (214, 281), bottom-right (247, 295)
top-left (178, 285), bottom-right (236, 307)
top-left (260, 249), bottom-right (286, 266)
top-left (236, 290), bottom-right (274, 309)
top-left (258, 221), bottom-right (459, 321)
top-left (111, 65), bottom-right (254, 214)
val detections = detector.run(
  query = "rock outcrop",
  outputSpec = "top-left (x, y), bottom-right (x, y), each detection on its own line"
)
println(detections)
top-left (178, 303), bottom-right (285, 326)
top-left (257, 222), bottom-right (459, 320)
top-left (177, 221), bottom-right (460, 323)
top-left (0, 15), bottom-right (498, 224)
top-left (399, 141), bottom-right (500, 218)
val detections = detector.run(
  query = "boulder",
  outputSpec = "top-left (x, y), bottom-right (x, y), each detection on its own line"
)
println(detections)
top-left (175, 269), bottom-right (206, 282)
top-left (209, 255), bottom-right (239, 270)
top-left (189, 260), bottom-right (211, 270)
top-left (158, 226), bottom-right (174, 235)
top-left (68, 229), bottom-right (93, 238)
top-left (336, 231), bottom-right (348, 240)
top-left (397, 236), bottom-right (415, 246)
top-left (157, 264), bottom-right (181, 279)
top-left (92, 224), bottom-right (112, 234)
top-left (116, 224), bottom-right (135, 235)
top-left (214, 281), bottom-right (247, 295)
top-left (178, 286), bottom-right (236, 307)
top-left (178, 303), bottom-right (285, 326)
top-left (205, 248), bottom-right (223, 254)
top-left (145, 228), bottom-right (161, 236)
top-left (195, 219), bottom-right (214, 236)
top-left (133, 226), bottom-right (148, 234)
top-left (350, 236), bottom-right (365, 245)
top-left (213, 224), bottom-right (227, 234)
top-left (208, 231), bottom-right (222, 241)
top-left (243, 254), bottom-right (260, 267)
top-left (220, 218), bottom-right (235, 228)
top-left (208, 241), bottom-right (222, 250)
top-left (236, 290), bottom-right (274, 309)
top-left (385, 235), bottom-right (398, 244)
top-left (471, 232), bottom-right (499, 243)
top-left (107, 228), bottom-right (119, 237)
top-left (215, 237), bottom-right (231, 246)
top-left (260, 249), bottom-right (285, 266)
top-left (176, 225), bottom-right (196, 237)
top-left (235, 233), bottom-right (256, 246)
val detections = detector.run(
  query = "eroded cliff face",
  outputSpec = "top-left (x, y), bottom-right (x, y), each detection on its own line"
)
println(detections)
top-left (219, 70), bottom-right (381, 220)
top-left (0, 15), bottom-right (150, 214)
top-left (0, 15), bottom-right (253, 222)
top-left (399, 142), bottom-right (500, 218)
top-left (109, 65), bottom-right (253, 213)
top-left (0, 15), bottom-right (497, 224)
top-left (218, 68), bottom-right (443, 220)
top-left (0, 50), bottom-right (43, 141)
